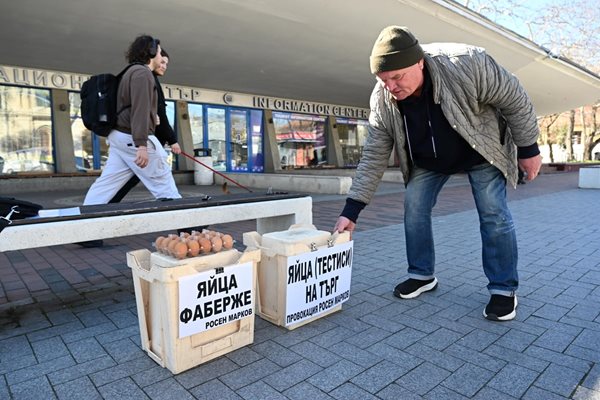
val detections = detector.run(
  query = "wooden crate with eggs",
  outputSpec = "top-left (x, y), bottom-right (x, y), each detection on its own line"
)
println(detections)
top-left (126, 229), bottom-right (260, 374)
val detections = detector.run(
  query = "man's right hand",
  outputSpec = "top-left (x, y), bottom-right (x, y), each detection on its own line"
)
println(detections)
top-left (334, 216), bottom-right (356, 237)
top-left (135, 146), bottom-right (149, 168)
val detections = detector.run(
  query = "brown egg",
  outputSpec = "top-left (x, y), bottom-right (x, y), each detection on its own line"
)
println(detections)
top-left (173, 242), bottom-right (188, 259)
top-left (162, 234), bottom-right (179, 254)
top-left (154, 236), bottom-right (166, 251)
top-left (180, 232), bottom-right (190, 239)
top-left (211, 236), bottom-right (223, 252)
top-left (167, 239), bottom-right (181, 256)
top-left (187, 239), bottom-right (200, 257)
top-left (159, 237), bottom-right (171, 253)
top-left (159, 239), bottom-right (169, 254)
top-left (198, 237), bottom-right (212, 254)
top-left (221, 234), bottom-right (233, 250)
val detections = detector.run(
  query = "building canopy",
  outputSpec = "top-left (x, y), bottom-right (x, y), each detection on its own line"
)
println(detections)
top-left (1, 0), bottom-right (599, 116)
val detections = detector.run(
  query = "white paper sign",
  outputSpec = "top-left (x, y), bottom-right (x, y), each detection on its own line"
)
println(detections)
top-left (178, 262), bottom-right (253, 338)
top-left (36, 207), bottom-right (81, 217)
top-left (285, 241), bottom-right (353, 326)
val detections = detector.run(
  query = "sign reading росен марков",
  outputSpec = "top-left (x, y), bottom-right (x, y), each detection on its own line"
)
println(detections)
top-left (285, 241), bottom-right (353, 326)
top-left (178, 262), bottom-right (253, 338)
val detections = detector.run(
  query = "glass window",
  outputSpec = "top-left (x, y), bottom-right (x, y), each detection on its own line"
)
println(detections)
top-left (230, 109), bottom-right (248, 171)
top-left (69, 92), bottom-right (100, 171)
top-left (165, 103), bottom-right (263, 174)
top-left (165, 101), bottom-right (176, 131)
top-left (229, 108), bottom-right (264, 173)
top-left (164, 100), bottom-right (177, 169)
top-left (337, 118), bottom-right (368, 167)
top-left (273, 112), bottom-right (326, 169)
top-left (250, 110), bottom-right (263, 172)
top-left (207, 107), bottom-right (226, 171)
top-left (69, 94), bottom-right (174, 171)
top-left (0, 86), bottom-right (54, 174)
top-left (188, 103), bottom-right (204, 150)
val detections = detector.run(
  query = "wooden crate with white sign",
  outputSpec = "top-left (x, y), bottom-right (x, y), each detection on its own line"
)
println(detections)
top-left (127, 248), bottom-right (260, 374)
top-left (243, 224), bottom-right (352, 330)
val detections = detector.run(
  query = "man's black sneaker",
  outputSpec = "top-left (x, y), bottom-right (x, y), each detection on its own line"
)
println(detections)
top-left (483, 295), bottom-right (518, 321)
top-left (76, 240), bottom-right (104, 248)
top-left (393, 277), bottom-right (438, 299)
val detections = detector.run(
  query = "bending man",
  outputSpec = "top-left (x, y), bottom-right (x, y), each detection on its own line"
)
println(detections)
top-left (334, 26), bottom-right (541, 321)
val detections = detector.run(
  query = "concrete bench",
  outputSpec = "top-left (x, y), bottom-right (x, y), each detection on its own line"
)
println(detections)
top-left (579, 166), bottom-right (600, 189)
top-left (0, 193), bottom-right (312, 252)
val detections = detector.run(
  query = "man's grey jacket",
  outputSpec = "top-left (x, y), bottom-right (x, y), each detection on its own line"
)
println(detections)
top-left (349, 43), bottom-right (540, 205)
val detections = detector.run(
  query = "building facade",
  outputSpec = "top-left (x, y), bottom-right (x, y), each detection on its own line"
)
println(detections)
top-left (0, 64), bottom-right (373, 177)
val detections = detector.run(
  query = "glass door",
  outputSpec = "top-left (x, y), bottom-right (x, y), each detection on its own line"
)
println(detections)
top-left (203, 106), bottom-right (263, 173)
top-left (337, 118), bottom-right (368, 167)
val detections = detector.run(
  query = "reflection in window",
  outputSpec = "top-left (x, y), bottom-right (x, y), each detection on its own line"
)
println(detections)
top-left (69, 92), bottom-right (101, 171)
top-left (164, 100), bottom-right (176, 168)
top-left (230, 109), bottom-right (248, 171)
top-left (165, 101), bottom-right (176, 131)
top-left (249, 110), bottom-right (264, 172)
top-left (273, 112), bottom-right (326, 169)
top-left (188, 103), bottom-right (204, 150)
top-left (0, 86), bottom-right (54, 174)
top-left (207, 107), bottom-right (226, 171)
top-left (337, 118), bottom-right (368, 167)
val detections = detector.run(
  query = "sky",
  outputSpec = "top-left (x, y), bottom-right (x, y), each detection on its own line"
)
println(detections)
top-left (459, 0), bottom-right (556, 38)
top-left (457, 0), bottom-right (600, 71)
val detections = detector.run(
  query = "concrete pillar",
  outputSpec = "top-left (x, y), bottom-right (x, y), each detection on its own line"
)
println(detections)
top-left (262, 109), bottom-right (281, 172)
top-left (327, 117), bottom-right (344, 167)
top-left (175, 100), bottom-right (194, 171)
top-left (51, 89), bottom-right (78, 173)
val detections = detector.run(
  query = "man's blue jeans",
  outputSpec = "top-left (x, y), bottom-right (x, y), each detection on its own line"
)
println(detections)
top-left (404, 163), bottom-right (518, 295)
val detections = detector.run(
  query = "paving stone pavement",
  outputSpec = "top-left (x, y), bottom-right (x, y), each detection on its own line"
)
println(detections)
top-left (1, 172), bottom-right (599, 399)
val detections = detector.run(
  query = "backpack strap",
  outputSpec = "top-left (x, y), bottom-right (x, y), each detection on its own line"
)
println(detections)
top-left (116, 62), bottom-right (149, 115)
top-left (117, 62), bottom-right (146, 78)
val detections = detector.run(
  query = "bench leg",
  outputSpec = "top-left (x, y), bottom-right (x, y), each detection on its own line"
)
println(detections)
top-left (257, 215), bottom-right (296, 234)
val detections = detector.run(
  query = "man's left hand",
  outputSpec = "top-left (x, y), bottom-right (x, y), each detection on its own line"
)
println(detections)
top-left (518, 154), bottom-right (542, 181)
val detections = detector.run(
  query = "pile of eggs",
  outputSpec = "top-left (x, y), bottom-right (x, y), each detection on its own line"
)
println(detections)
top-left (153, 230), bottom-right (235, 259)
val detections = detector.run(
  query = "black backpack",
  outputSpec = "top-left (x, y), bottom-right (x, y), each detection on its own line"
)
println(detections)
top-left (80, 63), bottom-right (141, 137)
